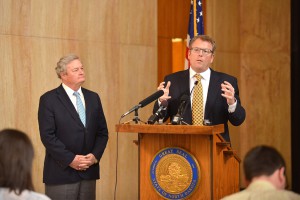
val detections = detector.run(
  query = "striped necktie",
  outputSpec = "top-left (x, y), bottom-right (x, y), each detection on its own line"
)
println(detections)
top-left (73, 91), bottom-right (86, 126)
top-left (192, 74), bottom-right (204, 125)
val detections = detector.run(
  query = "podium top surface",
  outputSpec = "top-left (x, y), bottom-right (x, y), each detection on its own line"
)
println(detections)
top-left (115, 123), bottom-right (224, 135)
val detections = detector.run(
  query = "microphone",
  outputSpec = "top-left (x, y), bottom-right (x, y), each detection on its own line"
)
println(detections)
top-left (147, 100), bottom-right (168, 124)
top-left (121, 90), bottom-right (164, 118)
top-left (171, 81), bottom-right (199, 125)
top-left (190, 80), bottom-right (198, 95)
top-left (171, 94), bottom-right (190, 125)
top-left (139, 90), bottom-right (164, 108)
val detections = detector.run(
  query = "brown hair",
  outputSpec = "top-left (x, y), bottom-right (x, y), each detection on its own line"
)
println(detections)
top-left (189, 35), bottom-right (217, 53)
top-left (243, 145), bottom-right (286, 181)
top-left (0, 129), bottom-right (34, 194)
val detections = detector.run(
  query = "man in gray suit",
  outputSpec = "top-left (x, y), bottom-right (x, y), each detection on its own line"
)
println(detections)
top-left (38, 54), bottom-right (108, 200)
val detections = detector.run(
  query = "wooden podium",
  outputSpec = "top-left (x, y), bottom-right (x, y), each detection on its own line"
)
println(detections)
top-left (116, 124), bottom-right (240, 200)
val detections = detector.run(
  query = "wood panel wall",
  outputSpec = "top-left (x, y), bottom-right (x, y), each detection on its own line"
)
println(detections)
top-left (239, 0), bottom-right (291, 188)
top-left (207, 0), bottom-right (291, 188)
top-left (0, 0), bottom-right (291, 199)
top-left (157, 0), bottom-right (190, 84)
top-left (0, 0), bottom-right (157, 199)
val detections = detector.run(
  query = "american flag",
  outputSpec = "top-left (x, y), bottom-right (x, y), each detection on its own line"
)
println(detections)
top-left (185, 0), bottom-right (204, 69)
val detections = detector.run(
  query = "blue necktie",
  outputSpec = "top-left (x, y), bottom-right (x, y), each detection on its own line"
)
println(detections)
top-left (73, 91), bottom-right (86, 126)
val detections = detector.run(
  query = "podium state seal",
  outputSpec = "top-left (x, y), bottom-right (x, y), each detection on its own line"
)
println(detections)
top-left (150, 147), bottom-right (200, 200)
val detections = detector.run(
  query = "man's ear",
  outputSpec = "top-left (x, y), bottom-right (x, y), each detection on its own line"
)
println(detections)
top-left (60, 72), bottom-right (67, 78)
top-left (210, 53), bottom-right (214, 64)
top-left (187, 50), bottom-right (191, 60)
top-left (279, 167), bottom-right (285, 179)
top-left (278, 167), bottom-right (287, 189)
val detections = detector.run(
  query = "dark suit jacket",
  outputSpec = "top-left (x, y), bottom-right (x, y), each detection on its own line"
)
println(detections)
top-left (154, 68), bottom-right (246, 141)
top-left (38, 85), bottom-right (109, 184)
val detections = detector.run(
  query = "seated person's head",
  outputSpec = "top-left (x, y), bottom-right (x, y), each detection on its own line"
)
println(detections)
top-left (0, 129), bottom-right (34, 194)
top-left (243, 145), bottom-right (286, 189)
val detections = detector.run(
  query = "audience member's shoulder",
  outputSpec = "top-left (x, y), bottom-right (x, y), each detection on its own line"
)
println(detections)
top-left (26, 190), bottom-right (51, 200)
top-left (221, 189), bottom-right (300, 200)
top-left (277, 190), bottom-right (300, 200)
top-left (0, 188), bottom-right (51, 200)
top-left (221, 190), bottom-right (248, 200)
top-left (260, 190), bottom-right (300, 200)
top-left (28, 191), bottom-right (50, 200)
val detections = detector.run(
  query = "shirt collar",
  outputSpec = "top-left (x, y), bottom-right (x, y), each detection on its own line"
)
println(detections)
top-left (247, 180), bottom-right (277, 192)
top-left (189, 68), bottom-right (211, 80)
top-left (62, 83), bottom-right (83, 96)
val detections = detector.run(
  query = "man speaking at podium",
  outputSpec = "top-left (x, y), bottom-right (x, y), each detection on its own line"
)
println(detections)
top-left (154, 35), bottom-right (246, 142)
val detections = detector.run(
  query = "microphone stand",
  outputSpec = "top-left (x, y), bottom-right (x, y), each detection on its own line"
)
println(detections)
top-left (172, 115), bottom-right (190, 125)
top-left (122, 108), bottom-right (145, 124)
top-left (133, 109), bottom-right (140, 124)
top-left (180, 120), bottom-right (190, 125)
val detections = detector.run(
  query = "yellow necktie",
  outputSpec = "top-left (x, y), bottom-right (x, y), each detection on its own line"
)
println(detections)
top-left (192, 74), bottom-right (204, 125)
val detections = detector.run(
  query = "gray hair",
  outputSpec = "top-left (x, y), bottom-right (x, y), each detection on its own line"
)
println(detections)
top-left (189, 35), bottom-right (217, 53)
top-left (55, 54), bottom-right (79, 78)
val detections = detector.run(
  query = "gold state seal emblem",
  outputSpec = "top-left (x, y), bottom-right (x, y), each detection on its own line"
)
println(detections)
top-left (150, 147), bottom-right (200, 200)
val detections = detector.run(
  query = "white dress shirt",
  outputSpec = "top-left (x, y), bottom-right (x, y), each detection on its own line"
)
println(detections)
top-left (62, 83), bottom-right (86, 111)
top-left (189, 68), bottom-right (237, 113)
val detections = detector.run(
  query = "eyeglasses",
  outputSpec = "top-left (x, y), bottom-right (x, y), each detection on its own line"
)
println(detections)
top-left (190, 47), bottom-right (213, 56)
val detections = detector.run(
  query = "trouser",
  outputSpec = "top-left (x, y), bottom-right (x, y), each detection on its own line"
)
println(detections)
top-left (45, 179), bottom-right (96, 200)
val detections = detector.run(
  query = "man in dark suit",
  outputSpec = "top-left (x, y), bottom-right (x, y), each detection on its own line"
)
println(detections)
top-left (38, 54), bottom-right (108, 200)
top-left (154, 35), bottom-right (245, 141)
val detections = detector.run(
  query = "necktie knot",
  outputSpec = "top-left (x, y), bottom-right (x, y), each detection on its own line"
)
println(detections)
top-left (73, 91), bottom-right (80, 97)
top-left (194, 74), bottom-right (201, 81)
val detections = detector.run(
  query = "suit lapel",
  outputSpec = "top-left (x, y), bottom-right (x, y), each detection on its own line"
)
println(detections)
top-left (56, 85), bottom-right (84, 127)
top-left (205, 69), bottom-right (220, 118)
top-left (179, 70), bottom-right (190, 94)
top-left (180, 70), bottom-right (192, 124)
top-left (82, 88), bottom-right (91, 128)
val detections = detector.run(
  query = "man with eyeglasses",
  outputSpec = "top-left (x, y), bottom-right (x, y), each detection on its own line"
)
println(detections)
top-left (222, 145), bottom-right (300, 199)
top-left (154, 35), bottom-right (245, 142)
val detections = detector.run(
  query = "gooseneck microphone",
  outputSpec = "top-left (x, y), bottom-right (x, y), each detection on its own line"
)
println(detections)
top-left (171, 94), bottom-right (190, 125)
top-left (171, 80), bottom-right (199, 125)
top-left (147, 100), bottom-right (168, 124)
top-left (121, 90), bottom-right (164, 118)
top-left (190, 80), bottom-right (198, 95)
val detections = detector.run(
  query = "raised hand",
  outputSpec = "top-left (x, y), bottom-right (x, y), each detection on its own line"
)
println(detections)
top-left (221, 81), bottom-right (236, 105)
top-left (157, 81), bottom-right (171, 102)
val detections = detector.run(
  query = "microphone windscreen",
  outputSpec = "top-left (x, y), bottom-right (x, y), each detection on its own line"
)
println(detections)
top-left (139, 90), bottom-right (164, 108)
top-left (161, 100), bottom-right (168, 107)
